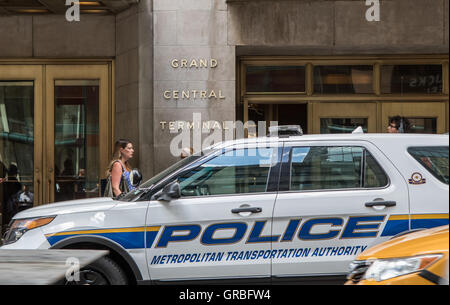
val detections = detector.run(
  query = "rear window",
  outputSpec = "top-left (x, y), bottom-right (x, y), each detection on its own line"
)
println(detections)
top-left (289, 146), bottom-right (388, 191)
top-left (408, 146), bottom-right (449, 184)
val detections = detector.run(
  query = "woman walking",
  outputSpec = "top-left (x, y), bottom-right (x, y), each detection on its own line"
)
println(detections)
top-left (106, 139), bottom-right (136, 198)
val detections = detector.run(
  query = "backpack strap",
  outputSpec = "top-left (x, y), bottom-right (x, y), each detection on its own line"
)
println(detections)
top-left (111, 160), bottom-right (125, 173)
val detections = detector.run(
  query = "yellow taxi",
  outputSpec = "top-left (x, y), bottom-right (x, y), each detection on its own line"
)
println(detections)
top-left (346, 225), bottom-right (449, 285)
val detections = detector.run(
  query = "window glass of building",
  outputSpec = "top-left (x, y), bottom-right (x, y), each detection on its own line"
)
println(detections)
top-left (178, 148), bottom-right (274, 197)
top-left (0, 81), bottom-right (34, 234)
top-left (320, 118), bottom-right (368, 134)
top-left (381, 65), bottom-right (443, 94)
top-left (54, 80), bottom-right (99, 202)
top-left (313, 65), bottom-right (373, 94)
top-left (406, 118), bottom-right (437, 134)
top-left (245, 66), bottom-right (306, 93)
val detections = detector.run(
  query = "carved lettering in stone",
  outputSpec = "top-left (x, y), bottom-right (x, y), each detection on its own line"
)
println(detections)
top-left (171, 59), bottom-right (218, 68)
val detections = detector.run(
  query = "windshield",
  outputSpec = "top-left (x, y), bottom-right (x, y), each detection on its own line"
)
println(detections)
top-left (120, 150), bottom-right (211, 201)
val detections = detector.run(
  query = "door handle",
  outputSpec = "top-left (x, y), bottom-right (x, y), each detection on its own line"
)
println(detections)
top-left (231, 207), bottom-right (262, 214)
top-left (365, 200), bottom-right (396, 208)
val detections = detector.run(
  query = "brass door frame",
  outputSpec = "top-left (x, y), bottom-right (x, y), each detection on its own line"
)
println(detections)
top-left (381, 102), bottom-right (448, 134)
top-left (0, 65), bottom-right (44, 205)
top-left (45, 65), bottom-right (110, 204)
top-left (312, 102), bottom-right (378, 134)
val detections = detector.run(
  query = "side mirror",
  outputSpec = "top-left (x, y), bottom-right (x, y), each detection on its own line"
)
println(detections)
top-left (154, 181), bottom-right (181, 201)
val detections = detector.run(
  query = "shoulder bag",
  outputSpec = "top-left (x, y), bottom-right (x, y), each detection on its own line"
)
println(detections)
top-left (103, 161), bottom-right (130, 198)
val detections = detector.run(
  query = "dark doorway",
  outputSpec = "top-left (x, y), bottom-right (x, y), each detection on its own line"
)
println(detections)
top-left (276, 104), bottom-right (308, 134)
top-left (247, 103), bottom-right (308, 136)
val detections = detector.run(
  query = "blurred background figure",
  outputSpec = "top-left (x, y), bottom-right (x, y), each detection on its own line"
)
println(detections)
top-left (180, 147), bottom-right (194, 159)
top-left (56, 158), bottom-right (75, 202)
top-left (2, 164), bottom-right (22, 233)
top-left (74, 168), bottom-right (86, 199)
top-left (387, 115), bottom-right (411, 133)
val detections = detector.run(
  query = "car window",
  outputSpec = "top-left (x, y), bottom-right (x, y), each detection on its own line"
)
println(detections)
top-left (290, 146), bottom-right (388, 191)
top-left (178, 147), bottom-right (274, 197)
top-left (364, 151), bottom-right (389, 188)
top-left (408, 146), bottom-right (449, 185)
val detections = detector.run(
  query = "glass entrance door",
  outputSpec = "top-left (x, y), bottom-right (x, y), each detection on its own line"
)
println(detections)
top-left (0, 65), bottom-right (43, 233)
top-left (0, 64), bottom-right (111, 233)
top-left (45, 65), bottom-right (111, 204)
top-left (53, 80), bottom-right (100, 202)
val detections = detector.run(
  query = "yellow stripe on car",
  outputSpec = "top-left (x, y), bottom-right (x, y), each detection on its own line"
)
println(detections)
top-left (45, 226), bottom-right (160, 237)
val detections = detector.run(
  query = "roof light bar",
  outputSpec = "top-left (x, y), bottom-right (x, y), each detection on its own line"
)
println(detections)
top-left (268, 125), bottom-right (303, 137)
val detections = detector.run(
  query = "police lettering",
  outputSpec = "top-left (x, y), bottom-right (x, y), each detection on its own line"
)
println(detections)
top-left (201, 223), bottom-right (247, 245)
top-left (154, 216), bottom-right (385, 247)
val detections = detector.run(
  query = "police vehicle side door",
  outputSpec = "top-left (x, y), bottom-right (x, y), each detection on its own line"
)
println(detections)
top-left (145, 143), bottom-right (281, 283)
top-left (271, 140), bottom-right (409, 283)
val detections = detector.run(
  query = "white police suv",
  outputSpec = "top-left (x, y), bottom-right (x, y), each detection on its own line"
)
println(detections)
top-left (1, 128), bottom-right (449, 285)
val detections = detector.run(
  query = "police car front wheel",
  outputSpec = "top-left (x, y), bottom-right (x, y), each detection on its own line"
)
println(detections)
top-left (62, 256), bottom-right (128, 285)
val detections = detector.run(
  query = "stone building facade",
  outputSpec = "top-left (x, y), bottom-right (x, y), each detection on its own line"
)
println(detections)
top-left (0, 0), bottom-right (448, 216)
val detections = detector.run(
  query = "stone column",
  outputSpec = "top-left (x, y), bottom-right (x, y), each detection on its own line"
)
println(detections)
top-left (153, 0), bottom-right (235, 173)
top-left (115, 0), bottom-right (154, 179)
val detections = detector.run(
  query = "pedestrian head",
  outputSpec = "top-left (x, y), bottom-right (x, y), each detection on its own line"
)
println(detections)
top-left (388, 116), bottom-right (410, 133)
top-left (107, 139), bottom-right (134, 174)
top-left (113, 139), bottom-right (134, 161)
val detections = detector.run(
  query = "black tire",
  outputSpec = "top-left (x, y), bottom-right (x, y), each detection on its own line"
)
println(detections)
top-left (63, 256), bottom-right (128, 285)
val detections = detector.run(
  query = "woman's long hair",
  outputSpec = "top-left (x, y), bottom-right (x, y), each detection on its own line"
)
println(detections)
top-left (106, 139), bottom-right (132, 175)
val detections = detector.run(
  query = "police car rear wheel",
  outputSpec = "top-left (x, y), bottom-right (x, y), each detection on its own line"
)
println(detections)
top-left (65, 256), bottom-right (128, 285)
